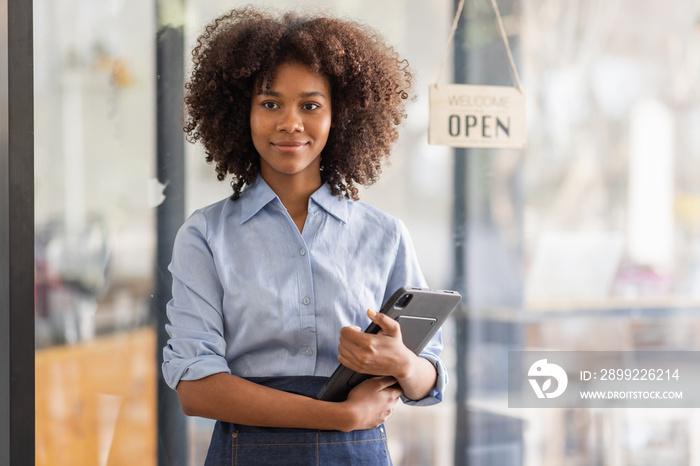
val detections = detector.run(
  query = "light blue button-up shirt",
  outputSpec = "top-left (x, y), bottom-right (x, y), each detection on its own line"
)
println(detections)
top-left (162, 176), bottom-right (446, 405)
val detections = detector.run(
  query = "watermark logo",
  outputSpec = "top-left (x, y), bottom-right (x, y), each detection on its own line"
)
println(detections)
top-left (528, 359), bottom-right (568, 399)
top-left (509, 351), bottom-right (697, 408)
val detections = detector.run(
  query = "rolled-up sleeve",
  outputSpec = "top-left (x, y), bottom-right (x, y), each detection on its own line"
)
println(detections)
top-left (386, 219), bottom-right (449, 406)
top-left (402, 334), bottom-right (448, 406)
top-left (162, 211), bottom-right (231, 390)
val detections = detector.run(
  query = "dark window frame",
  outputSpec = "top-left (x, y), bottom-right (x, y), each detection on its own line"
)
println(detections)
top-left (0, 0), bottom-right (35, 464)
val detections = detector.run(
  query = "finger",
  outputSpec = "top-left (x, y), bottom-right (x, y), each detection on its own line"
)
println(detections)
top-left (339, 326), bottom-right (363, 343)
top-left (338, 329), bottom-right (368, 352)
top-left (337, 346), bottom-right (360, 367)
top-left (372, 376), bottom-right (399, 390)
top-left (376, 378), bottom-right (403, 397)
top-left (338, 327), bottom-right (375, 361)
top-left (388, 385), bottom-right (403, 398)
top-left (340, 324), bottom-right (379, 351)
top-left (367, 309), bottom-right (401, 337)
top-left (340, 325), bottom-right (362, 336)
top-left (337, 340), bottom-right (361, 365)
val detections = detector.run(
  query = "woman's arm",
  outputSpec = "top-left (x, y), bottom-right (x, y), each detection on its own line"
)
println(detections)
top-left (176, 371), bottom-right (402, 432)
top-left (337, 310), bottom-right (438, 401)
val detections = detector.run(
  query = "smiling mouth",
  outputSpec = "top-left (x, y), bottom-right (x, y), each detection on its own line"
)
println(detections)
top-left (272, 142), bottom-right (308, 153)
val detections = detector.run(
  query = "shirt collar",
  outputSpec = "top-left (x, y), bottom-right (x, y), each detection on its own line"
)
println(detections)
top-left (239, 176), bottom-right (349, 225)
top-left (239, 176), bottom-right (279, 224)
top-left (310, 181), bottom-right (348, 224)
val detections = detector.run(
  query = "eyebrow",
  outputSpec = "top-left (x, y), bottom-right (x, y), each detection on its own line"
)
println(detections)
top-left (257, 90), bottom-right (327, 99)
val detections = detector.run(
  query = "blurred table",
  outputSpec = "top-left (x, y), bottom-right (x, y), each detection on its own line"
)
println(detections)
top-left (35, 327), bottom-right (157, 466)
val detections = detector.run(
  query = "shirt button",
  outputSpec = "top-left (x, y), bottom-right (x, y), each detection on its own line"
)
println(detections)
top-left (300, 248), bottom-right (307, 256)
top-left (305, 347), bottom-right (314, 356)
top-left (302, 297), bottom-right (311, 305)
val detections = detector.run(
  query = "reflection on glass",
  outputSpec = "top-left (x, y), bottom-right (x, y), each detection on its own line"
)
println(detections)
top-left (34, 0), bottom-right (157, 464)
top-left (523, 0), bottom-right (700, 306)
top-left (518, 1), bottom-right (700, 465)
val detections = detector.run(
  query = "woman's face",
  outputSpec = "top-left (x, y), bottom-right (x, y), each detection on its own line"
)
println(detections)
top-left (250, 62), bottom-right (332, 186)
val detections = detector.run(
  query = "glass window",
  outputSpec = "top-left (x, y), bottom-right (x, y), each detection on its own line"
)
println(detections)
top-left (34, 0), bottom-right (157, 464)
top-left (520, 1), bottom-right (700, 464)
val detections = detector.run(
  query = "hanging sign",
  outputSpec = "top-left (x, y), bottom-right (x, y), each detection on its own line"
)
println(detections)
top-left (428, 83), bottom-right (526, 149)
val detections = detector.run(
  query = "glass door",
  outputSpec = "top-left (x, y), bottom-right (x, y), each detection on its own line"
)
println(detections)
top-left (34, 1), bottom-right (159, 464)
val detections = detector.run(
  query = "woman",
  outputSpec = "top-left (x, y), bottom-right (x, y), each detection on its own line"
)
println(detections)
top-left (163, 7), bottom-right (447, 464)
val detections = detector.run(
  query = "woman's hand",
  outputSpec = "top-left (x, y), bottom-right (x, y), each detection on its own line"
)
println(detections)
top-left (337, 309), bottom-right (438, 401)
top-left (338, 310), bottom-right (413, 378)
top-left (340, 376), bottom-right (402, 431)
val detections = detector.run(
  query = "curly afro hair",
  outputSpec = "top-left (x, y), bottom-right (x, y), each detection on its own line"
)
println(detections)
top-left (183, 6), bottom-right (413, 200)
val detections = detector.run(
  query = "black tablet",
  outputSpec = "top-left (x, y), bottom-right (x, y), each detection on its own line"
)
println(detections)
top-left (315, 286), bottom-right (462, 402)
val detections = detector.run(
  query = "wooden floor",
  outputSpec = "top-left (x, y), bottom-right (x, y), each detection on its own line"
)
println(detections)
top-left (35, 327), bottom-right (157, 466)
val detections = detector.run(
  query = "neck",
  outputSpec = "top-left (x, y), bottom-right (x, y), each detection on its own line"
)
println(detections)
top-left (260, 170), bottom-right (323, 232)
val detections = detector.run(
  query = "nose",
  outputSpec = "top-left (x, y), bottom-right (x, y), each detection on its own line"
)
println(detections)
top-left (276, 108), bottom-right (304, 133)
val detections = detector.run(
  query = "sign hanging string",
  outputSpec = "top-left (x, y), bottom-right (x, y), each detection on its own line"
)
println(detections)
top-left (434, 0), bottom-right (466, 86)
top-left (435, 0), bottom-right (523, 92)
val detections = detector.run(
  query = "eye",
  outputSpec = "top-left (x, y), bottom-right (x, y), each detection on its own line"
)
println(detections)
top-left (262, 101), bottom-right (279, 110)
top-left (302, 102), bottom-right (320, 111)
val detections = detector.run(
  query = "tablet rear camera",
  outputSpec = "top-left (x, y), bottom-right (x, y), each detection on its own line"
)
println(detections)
top-left (394, 293), bottom-right (413, 309)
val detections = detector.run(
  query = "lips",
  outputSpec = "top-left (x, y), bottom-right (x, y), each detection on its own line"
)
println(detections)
top-left (271, 141), bottom-right (308, 153)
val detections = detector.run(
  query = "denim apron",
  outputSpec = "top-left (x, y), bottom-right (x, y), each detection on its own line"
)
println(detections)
top-left (204, 376), bottom-right (393, 466)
